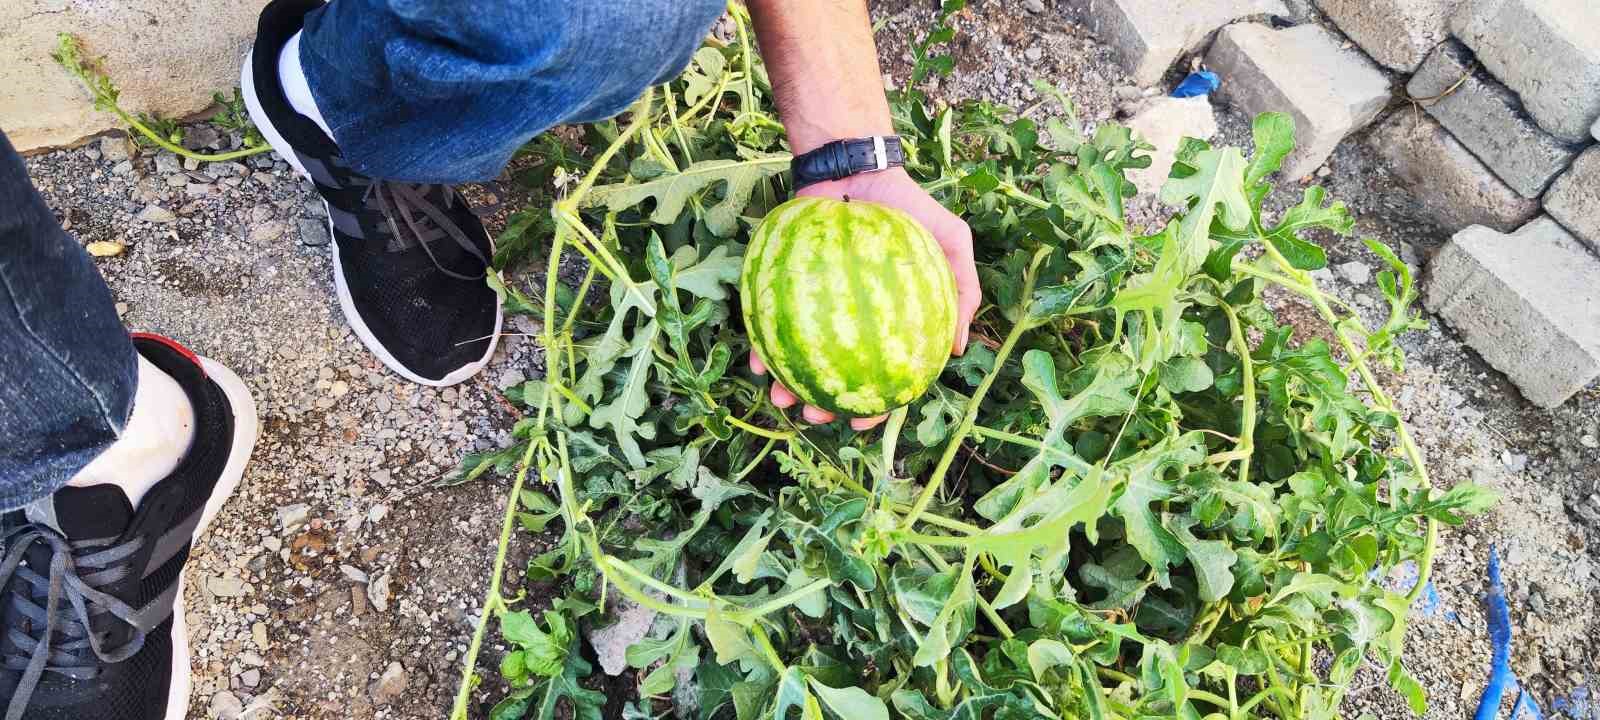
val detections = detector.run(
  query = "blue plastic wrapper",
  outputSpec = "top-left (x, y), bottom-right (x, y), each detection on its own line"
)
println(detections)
top-left (1475, 545), bottom-right (1545, 720)
top-left (1170, 70), bottom-right (1220, 98)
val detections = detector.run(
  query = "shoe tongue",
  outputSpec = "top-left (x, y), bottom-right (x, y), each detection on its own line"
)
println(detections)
top-left (25, 485), bottom-right (135, 540)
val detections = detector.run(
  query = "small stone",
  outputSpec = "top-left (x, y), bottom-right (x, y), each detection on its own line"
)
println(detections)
top-left (341, 564), bottom-right (369, 583)
top-left (368, 504), bottom-right (390, 524)
top-left (371, 469), bottom-right (393, 487)
top-left (1023, 0), bottom-right (1045, 12)
top-left (497, 368), bottom-right (526, 390)
top-left (297, 217), bottom-right (330, 247)
top-left (155, 152), bottom-right (182, 175)
top-left (276, 503), bottom-right (310, 531)
top-left (370, 661), bottom-right (409, 704)
top-left (352, 586), bottom-right (370, 616)
top-left (1335, 261), bottom-right (1371, 286)
top-left (183, 156), bottom-right (201, 171)
top-left (1024, 46), bottom-right (1043, 62)
top-left (251, 622), bottom-right (270, 651)
top-left (209, 691), bottom-right (243, 720)
top-left (369, 572), bottom-right (392, 612)
top-left (250, 221), bottom-right (285, 243)
top-left (1501, 450), bottom-right (1528, 472)
top-left (137, 205), bottom-right (177, 224)
top-left (262, 536), bottom-right (282, 552)
top-left (252, 171), bottom-right (276, 186)
top-left (114, 302), bottom-right (130, 317)
top-left (207, 575), bottom-right (248, 598)
top-left (183, 125), bottom-right (222, 151)
top-left (111, 160), bottom-right (133, 175)
top-left (99, 135), bottom-right (132, 162)
top-left (166, 174), bottom-right (190, 187)
top-left (330, 380), bottom-right (349, 397)
top-left (239, 669), bottom-right (261, 688)
top-left (1580, 434), bottom-right (1599, 449)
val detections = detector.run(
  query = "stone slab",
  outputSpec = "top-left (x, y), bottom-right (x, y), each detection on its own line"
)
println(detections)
top-left (1544, 146), bottom-right (1600, 254)
top-left (1367, 112), bottom-right (1539, 232)
top-left (1425, 217), bottom-right (1600, 408)
top-left (1206, 23), bottom-right (1390, 179)
top-left (0, 0), bottom-right (270, 152)
top-left (1124, 96), bottom-right (1218, 197)
top-left (1061, 0), bottom-right (1288, 86)
top-left (1451, 0), bottom-right (1600, 143)
top-left (1316, 0), bottom-right (1460, 71)
top-left (1408, 40), bottom-right (1583, 198)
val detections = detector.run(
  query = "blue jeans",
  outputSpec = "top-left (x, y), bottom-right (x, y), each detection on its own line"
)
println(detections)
top-left (0, 0), bottom-right (723, 509)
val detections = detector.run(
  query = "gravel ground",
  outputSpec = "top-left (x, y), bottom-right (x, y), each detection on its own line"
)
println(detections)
top-left (16, 0), bottom-right (1598, 718)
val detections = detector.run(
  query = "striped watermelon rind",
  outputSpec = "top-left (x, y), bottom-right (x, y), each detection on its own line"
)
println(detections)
top-left (741, 196), bottom-right (958, 417)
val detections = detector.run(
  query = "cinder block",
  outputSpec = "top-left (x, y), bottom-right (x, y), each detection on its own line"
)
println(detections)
top-left (1407, 40), bottom-right (1583, 198)
top-left (1545, 146), bottom-right (1600, 254)
top-left (1367, 112), bottom-right (1539, 232)
top-left (1452, 0), bottom-right (1600, 143)
top-left (1316, 0), bottom-right (1460, 71)
top-left (1061, 0), bottom-right (1288, 86)
top-left (1125, 96), bottom-right (1219, 197)
top-left (1206, 23), bottom-right (1391, 179)
top-left (1426, 217), bottom-right (1600, 408)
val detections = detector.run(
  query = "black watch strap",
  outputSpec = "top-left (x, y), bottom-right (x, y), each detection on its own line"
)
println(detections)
top-left (791, 136), bottom-right (906, 189)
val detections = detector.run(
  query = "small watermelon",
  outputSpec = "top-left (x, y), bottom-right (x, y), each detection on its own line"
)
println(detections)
top-left (741, 196), bottom-right (958, 417)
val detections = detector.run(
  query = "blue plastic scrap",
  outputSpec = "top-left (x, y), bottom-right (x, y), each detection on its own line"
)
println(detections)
top-left (1475, 545), bottom-right (1545, 720)
top-left (1170, 70), bottom-right (1220, 98)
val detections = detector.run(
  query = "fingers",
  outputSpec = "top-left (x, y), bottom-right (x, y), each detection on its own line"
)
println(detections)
top-left (770, 381), bottom-right (797, 408)
top-left (748, 349), bottom-right (767, 375)
top-left (801, 405), bottom-right (836, 424)
top-left (936, 218), bottom-right (980, 356)
top-left (849, 414), bottom-right (888, 431)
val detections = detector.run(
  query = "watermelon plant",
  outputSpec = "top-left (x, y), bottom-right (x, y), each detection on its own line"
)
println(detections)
top-left (448, 4), bottom-right (1494, 719)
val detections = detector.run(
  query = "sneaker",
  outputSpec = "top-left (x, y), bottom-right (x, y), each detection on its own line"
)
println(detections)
top-left (0, 335), bottom-right (259, 720)
top-left (240, 0), bottom-right (503, 387)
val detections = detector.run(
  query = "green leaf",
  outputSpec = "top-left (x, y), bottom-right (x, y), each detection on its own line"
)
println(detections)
top-left (1158, 356), bottom-right (1214, 393)
top-left (912, 559), bottom-right (976, 666)
top-left (585, 155), bottom-right (788, 237)
top-left (1245, 112), bottom-right (1296, 187)
top-left (588, 321), bottom-right (659, 467)
top-left (703, 605), bottom-right (754, 666)
top-left (1110, 431), bottom-right (1206, 577)
top-left (772, 667), bottom-right (822, 720)
top-left (499, 610), bottom-right (572, 678)
top-left (1158, 145), bottom-right (1252, 275)
top-left (808, 679), bottom-right (890, 720)
top-left (1170, 521), bottom-right (1239, 602)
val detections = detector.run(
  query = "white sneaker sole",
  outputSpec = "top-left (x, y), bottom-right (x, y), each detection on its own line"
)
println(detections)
top-left (239, 48), bottom-right (503, 388)
top-left (165, 357), bottom-right (259, 720)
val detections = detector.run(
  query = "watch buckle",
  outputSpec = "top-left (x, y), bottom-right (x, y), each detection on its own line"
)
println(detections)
top-left (872, 136), bottom-right (889, 171)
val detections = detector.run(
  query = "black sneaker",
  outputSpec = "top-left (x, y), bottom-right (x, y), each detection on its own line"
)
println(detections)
top-left (241, 0), bottom-right (503, 387)
top-left (0, 334), bottom-right (258, 720)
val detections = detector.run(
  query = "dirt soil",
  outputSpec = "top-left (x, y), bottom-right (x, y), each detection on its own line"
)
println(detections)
top-left (16, 0), bottom-right (1597, 718)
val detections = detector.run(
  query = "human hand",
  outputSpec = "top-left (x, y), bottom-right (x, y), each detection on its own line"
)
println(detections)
top-left (749, 167), bottom-right (981, 431)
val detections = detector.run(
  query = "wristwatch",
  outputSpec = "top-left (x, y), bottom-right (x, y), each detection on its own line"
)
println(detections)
top-left (791, 135), bottom-right (906, 190)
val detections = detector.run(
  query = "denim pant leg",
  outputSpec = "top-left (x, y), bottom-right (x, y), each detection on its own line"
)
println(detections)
top-left (298, 0), bottom-right (726, 183)
top-left (0, 130), bottom-right (137, 511)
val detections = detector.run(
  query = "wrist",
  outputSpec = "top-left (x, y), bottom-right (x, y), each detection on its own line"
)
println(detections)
top-left (797, 167), bottom-right (911, 198)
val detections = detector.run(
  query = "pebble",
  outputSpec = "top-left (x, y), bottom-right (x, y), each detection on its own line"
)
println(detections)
top-left (369, 572), bottom-right (392, 612)
top-left (369, 661), bottom-right (409, 705)
top-left (251, 622), bottom-right (270, 651)
top-left (183, 126), bottom-right (222, 151)
top-left (155, 152), bottom-right (182, 175)
top-left (99, 135), bottom-right (132, 162)
top-left (1335, 260), bottom-right (1371, 286)
top-left (251, 221), bottom-right (286, 243)
top-left (367, 504), bottom-right (389, 524)
top-left (1580, 434), bottom-right (1598, 449)
top-left (298, 216), bottom-right (331, 247)
top-left (137, 205), bottom-right (177, 224)
top-left (209, 691), bottom-right (243, 720)
top-left (262, 536), bottom-right (282, 552)
top-left (239, 668), bottom-right (261, 688)
top-left (1501, 451), bottom-right (1528, 473)
top-left (207, 575), bottom-right (248, 598)
top-left (1024, 46), bottom-right (1043, 62)
top-left (166, 174), bottom-right (191, 187)
top-left (276, 503), bottom-right (310, 531)
top-left (183, 156), bottom-right (201, 171)
top-left (111, 160), bottom-right (134, 176)
top-left (330, 380), bottom-right (350, 397)
top-left (1023, 0), bottom-right (1046, 12)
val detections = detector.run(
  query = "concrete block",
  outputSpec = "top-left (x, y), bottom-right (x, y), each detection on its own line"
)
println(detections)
top-left (1124, 96), bottom-right (1219, 197)
top-left (1, 1), bottom-right (271, 152)
top-left (1367, 112), bottom-right (1539, 232)
top-left (1061, 0), bottom-right (1289, 86)
top-left (1544, 146), bottom-right (1600, 254)
top-left (1425, 217), bottom-right (1600, 408)
top-left (1407, 40), bottom-right (1584, 198)
top-left (1206, 23), bottom-right (1391, 179)
top-left (1316, 0), bottom-right (1461, 71)
top-left (1451, 0), bottom-right (1600, 143)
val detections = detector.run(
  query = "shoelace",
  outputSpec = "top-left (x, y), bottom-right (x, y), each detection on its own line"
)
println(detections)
top-left (1, 525), bottom-right (144, 720)
top-left (358, 180), bottom-right (490, 281)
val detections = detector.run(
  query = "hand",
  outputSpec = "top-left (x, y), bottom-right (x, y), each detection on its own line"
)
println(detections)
top-left (749, 167), bottom-right (981, 430)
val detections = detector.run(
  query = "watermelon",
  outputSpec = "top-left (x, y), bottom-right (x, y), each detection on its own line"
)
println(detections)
top-left (741, 196), bottom-right (958, 417)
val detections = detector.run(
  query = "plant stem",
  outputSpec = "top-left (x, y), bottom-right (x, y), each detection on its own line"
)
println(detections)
top-left (1219, 300), bottom-right (1256, 482)
top-left (726, 415), bottom-right (796, 440)
top-left (448, 437), bottom-right (540, 720)
top-left (109, 107), bottom-right (269, 162)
